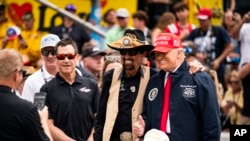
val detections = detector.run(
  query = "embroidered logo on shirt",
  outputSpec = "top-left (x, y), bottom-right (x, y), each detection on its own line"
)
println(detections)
top-left (130, 86), bottom-right (136, 93)
top-left (79, 87), bottom-right (91, 93)
top-left (148, 88), bottom-right (158, 101)
top-left (180, 85), bottom-right (196, 98)
top-left (183, 87), bottom-right (195, 98)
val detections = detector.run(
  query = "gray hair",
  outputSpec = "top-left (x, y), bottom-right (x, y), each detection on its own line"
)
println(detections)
top-left (0, 49), bottom-right (23, 78)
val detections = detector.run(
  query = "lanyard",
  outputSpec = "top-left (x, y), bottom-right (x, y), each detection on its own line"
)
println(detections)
top-left (41, 68), bottom-right (48, 84)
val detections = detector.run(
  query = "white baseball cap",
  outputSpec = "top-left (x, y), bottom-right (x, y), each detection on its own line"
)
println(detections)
top-left (144, 129), bottom-right (170, 141)
top-left (116, 8), bottom-right (129, 18)
top-left (40, 34), bottom-right (60, 49)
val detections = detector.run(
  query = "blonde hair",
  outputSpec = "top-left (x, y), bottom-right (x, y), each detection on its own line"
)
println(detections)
top-left (0, 49), bottom-right (23, 78)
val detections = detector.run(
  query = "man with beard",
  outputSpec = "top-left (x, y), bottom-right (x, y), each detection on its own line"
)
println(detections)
top-left (94, 29), bottom-right (204, 141)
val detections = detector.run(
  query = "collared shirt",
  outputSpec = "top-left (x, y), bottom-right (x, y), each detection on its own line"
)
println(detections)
top-left (163, 61), bottom-right (182, 133)
top-left (143, 60), bottom-right (221, 141)
top-left (22, 65), bottom-right (54, 102)
top-left (111, 69), bottom-right (143, 137)
top-left (41, 72), bottom-right (100, 141)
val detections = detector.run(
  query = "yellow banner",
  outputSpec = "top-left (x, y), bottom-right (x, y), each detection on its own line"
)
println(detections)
top-left (188, 0), bottom-right (223, 26)
top-left (3, 0), bottom-right (137, 31)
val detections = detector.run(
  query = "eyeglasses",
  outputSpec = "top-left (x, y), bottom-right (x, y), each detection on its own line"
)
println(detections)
top-left (41, 49), bottom-right (55, 56)
top-left (15, 68), bottom-right (26, 76)
top-left (105, 56), bottom-right (121, 62)
top-left (120, 50), bottom-right (141, 56)
top-left (56, 54), bottom-right (76, 60)
top-left (229, 81), bottom-right (240, 85)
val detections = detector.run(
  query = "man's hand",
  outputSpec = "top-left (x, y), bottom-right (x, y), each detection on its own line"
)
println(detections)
top-left (189, 60), bottom-right (206, 74)
top-left (212, 59), bottom-right (220, 70)
top-left (2, 37), bottom-right (8, 49)
top-left (133, 115), bottom-right (145, 137)
top-left (38, 106), bottom-right (48, 121)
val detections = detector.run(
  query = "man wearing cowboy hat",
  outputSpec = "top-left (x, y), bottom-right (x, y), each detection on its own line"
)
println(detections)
top-left (94, 29), bottom-right (204, 141)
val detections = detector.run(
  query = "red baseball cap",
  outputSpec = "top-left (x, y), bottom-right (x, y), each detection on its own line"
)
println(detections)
top-left (152, 33), bottom-right (182, 53)
top-left (197, 8), bottom-right (212, 20)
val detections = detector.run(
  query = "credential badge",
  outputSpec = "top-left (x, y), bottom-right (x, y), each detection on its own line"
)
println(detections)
top-left (148, 88), bottom-right (158, 101)
top-left (183, 87), bottom-right (195, 98)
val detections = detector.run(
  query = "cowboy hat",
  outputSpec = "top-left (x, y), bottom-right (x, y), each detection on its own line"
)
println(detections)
top-left (107, 29), bottom-right (154, 51)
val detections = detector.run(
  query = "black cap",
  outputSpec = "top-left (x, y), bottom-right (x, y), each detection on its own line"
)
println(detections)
top-left (82, 46), bottom-right (106, 58)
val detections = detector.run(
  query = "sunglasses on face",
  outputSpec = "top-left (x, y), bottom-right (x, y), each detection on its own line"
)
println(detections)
top-left (120, 50), bottom-right (141, 56)
top-left (105, 56), bottom-right (121, 62)
top-left (117, 17), bottom-right (126, 20)
top-left (56, 54), bottom-right (76, 60)
top-left (41, 49), bottom-right (55, 56)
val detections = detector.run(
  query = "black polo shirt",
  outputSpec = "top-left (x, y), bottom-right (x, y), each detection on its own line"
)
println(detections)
top-left (41, 72), bottom-right (100, 141)
top-left (0, 85), bottom-right (49, 141)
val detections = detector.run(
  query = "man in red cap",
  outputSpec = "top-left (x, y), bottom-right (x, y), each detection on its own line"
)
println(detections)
top-left (187, 8), bottom-right (233, 89)
top-left (94, 29), bottom-right (205, 141)
top-left (133, 33), bottom-right (221, 141)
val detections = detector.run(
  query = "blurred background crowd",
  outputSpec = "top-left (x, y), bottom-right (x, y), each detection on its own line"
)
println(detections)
top-left (1, 0), bottom-right (250, 136)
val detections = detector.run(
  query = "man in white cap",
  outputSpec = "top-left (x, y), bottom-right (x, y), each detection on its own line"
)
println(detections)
top-left (22, 34), bottom-right (60, 102)
top-left (105, 8), bottom-right (131, 52)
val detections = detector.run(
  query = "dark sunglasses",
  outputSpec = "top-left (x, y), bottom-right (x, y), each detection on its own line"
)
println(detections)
top-left (120, 50), bottom-right (141, 56)
top-left (117, 16), bottom-right (126, 20)
top-left (229, 81), bottom-right (240, 85)
top-left (41, 49), bottom-right (55, 56)
top-left (56, 54), bottom-right (76, 60)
